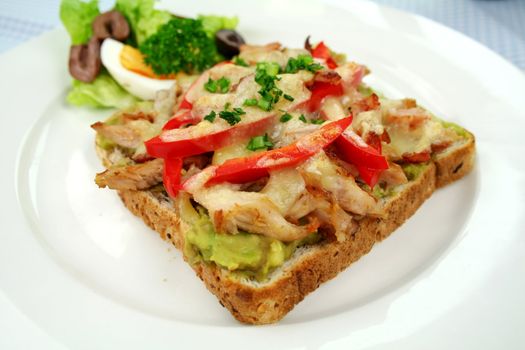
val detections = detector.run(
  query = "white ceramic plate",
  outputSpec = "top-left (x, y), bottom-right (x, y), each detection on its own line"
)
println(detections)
top-left (1, 0), bottom-right (524, 348)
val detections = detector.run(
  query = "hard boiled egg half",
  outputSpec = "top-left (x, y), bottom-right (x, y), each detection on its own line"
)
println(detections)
top-left (100, 38), bottom-right (175, 100)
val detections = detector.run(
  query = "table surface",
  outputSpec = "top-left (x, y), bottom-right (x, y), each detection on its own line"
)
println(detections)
top-left (1, 0), bottom-right (525, 70)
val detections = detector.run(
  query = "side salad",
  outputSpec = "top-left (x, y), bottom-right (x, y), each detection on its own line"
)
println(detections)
top-left (60, 0), bottom-right (242, 108)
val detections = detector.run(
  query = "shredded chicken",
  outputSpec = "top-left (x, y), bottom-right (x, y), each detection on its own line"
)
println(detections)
top-left (378, 162), bottom-right (408, 187)
top-left (261, 169), bottom-right (307, 216)
top-left (95, 158), bottom-right (164, 190)
top-left (286, 189), bottom-right (356, 242)
top-left (335, 62), bottom-right (368, 88)
top-left (192, 185), bottom-right (317, 242)
top-left (239, 42), bottom-right (309, 67)
top-left (299, 152), bottom-right (380, 216)
top-left (313, 70), bottom-right (342, 84)
top-left (92, 122), bottom-right (142, 149)
top-left (310, 194), bottom-right (356, 242)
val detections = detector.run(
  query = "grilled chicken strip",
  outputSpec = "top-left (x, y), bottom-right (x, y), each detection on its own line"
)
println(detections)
top-left (192, 185), bottom-right (316, 242)
top-left (91, 122), bottom-right (142, 149)
top-left (95, 158), bottom-right (164, 191)
top-left (300, 152), bottom-right (380, 216)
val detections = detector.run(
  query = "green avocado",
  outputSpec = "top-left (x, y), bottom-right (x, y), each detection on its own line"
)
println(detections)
top-left (440, 120), bottom-right (469, 138)
top-left (184, 212), bottom-right (320, 281)
top-left (402, 163), bottom-right (427, 181)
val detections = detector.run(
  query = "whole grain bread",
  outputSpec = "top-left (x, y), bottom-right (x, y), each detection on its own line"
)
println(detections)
top-left (96, 131), bottom-right (475, 324)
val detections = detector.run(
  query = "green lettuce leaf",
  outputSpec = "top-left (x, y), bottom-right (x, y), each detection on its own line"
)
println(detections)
top-left (115, 0), bottom-right (172, 45)
top-left (66, 71), bottom-right (138, 109)
top-left (59, 0), bottom-right (100, 44)
top-left (197, 15), bottom-right (239, 38)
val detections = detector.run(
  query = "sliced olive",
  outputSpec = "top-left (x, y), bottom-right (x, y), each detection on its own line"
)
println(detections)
top-left (215, 29), bottom-right (246, 58)
top-left (68, 37), bottom-right (101, 83)
top-left (304, 35), bottom-right (313, 52)
top-left (92, 10), bottom-right (130, 41)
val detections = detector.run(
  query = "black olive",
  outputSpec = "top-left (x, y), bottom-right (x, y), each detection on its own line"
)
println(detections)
top-left (215, 29), bottom-right (246, 58)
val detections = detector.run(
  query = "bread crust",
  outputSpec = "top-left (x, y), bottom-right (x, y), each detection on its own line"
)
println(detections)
top-left (434, 132), bottom-right (475, 188)
top-left (98, 135), bottom-right (474, 324)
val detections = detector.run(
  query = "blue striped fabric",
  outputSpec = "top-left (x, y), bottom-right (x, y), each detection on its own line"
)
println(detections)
top-left (373, 0), bottom-right (525, 70)
top-left (1, 0), bottom-right (524, 69)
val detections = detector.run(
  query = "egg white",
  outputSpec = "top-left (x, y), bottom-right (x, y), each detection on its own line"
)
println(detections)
top-left (100, 38), bottom-right (175, 100)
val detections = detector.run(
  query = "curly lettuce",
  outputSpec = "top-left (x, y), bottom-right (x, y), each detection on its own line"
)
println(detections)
top-left (115, 0), bottom-right (172, 45)
top-left (67, 71), bottom-right (137, 109)
top-left (197, 15), bottom-right (239, 38)
top-left (59, 0), bottom-right (100, 44)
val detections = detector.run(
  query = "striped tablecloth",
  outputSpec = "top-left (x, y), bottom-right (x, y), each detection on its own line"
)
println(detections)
top-left (1, 0), bottom-right (524, 69)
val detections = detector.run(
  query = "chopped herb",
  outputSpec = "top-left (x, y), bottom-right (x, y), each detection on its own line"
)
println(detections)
top-left (247, 134), bottom-right (274, 151)
top-left (310, 119), bottom-right (325, 124)
top-left (253, 62), bottom-right (284, 111)
top-left (224, 102), bottom-right (231, 110)
top-left (243, 98), bottom-right (258, 106)
top-left (283, 94), bottom-right (294, 101)
top-left (219, 107), bottom-right (245, 125)
top-left (257, 62), bottom-right (281, 77)
top-left (204, 77), bottom-right (231, 93)
top-left (299, 114), bottom-right (307, 123)
top-left (233, 107), bottom-right (246, 115)
top-left (203, 110), bottom-right (216, 122)
top-left (257, 98), bottom-right (272, 111)
top-left (280, 113), bottom-right (293, 123)
top-left (284, 54), bottom-right (323, 74)
top-left (233, 56), bottom-right (249, 67)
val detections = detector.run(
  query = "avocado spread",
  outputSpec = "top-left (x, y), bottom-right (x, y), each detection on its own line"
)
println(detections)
top-left (184, 213), bottom-right (320, 280)
top-left (402, 163), bottom-right (427, 181)
top-left (440, 120), bottom-right (469, 138)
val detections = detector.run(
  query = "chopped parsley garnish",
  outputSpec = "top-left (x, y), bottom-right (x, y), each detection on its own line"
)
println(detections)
top-left (299, 114), bottom-right (308, 123)
top-left (204, 77), bottom-right (231, 93)
top-left (254, 62), bottom-right (284, 111)
top-left (219, 107), bottom-right (245, 125)
top-left (203, 110), bottom-right (216, 122)
top-left (243, 98), bottom-right (258, 106)
top-left (310, 118), bottom-right (326, 124)
top-left (284, 54), bottom-right (323, 74)
top-left (283, 94), bottom-right (294, 101)
top-left (247, 134), bottom-right (273, 151)
top-left (280, 113), bottom-right (293, 122)
top-left (233, 56), bottom-right (249, 67)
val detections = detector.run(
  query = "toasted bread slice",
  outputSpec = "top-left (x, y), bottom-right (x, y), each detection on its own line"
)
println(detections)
top-left (95, 127), bottom-right (475, 324)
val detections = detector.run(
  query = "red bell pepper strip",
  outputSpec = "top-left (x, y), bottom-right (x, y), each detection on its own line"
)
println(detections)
top-left (335, 130), bottom-right (388, 170)
top-left (162, 110), bottom-right (200, 130)
top-left (204, 116), bottom-right (353, 186)
top-left (335, 130), bottom-right (388, 188)
top-left (178, 98), bottom-right (192, 110)
top-left (356, 166), bottom-right (381, 188)
top-left (311, 41), bottom-right (338, 69)
top-left (146, 115), bottom-right (275, 159)
top-left (308, 81), bottom-right (344, 112)
top-left (163, 158), bottom-right (183, 198)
